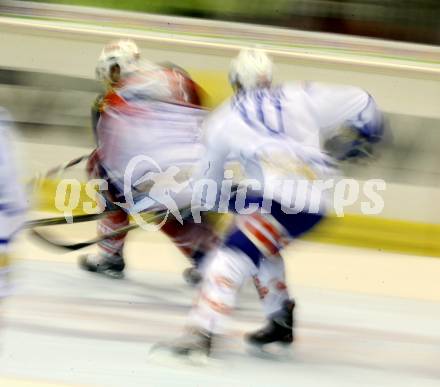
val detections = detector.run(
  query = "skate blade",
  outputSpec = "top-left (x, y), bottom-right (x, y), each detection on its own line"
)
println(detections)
top-left (246, 341), bottom-right (293, 361)
top-left (102, 270), bottom-right (125, 279)
top-left (80, 267), bottom-right (125, 280)
top-left (148, 342), bottom-right (209, 368)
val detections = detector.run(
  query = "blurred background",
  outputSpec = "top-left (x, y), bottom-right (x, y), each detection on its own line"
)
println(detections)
top-left (0, 0), bottom-right (439, 254)
top-left (25, 0), bottom-right (440, 44)
top-left (0, 1), bottom-right (439, 386)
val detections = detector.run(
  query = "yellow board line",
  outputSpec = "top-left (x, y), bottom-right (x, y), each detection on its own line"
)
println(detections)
top-left (33, 179), bottom-right (440, 258)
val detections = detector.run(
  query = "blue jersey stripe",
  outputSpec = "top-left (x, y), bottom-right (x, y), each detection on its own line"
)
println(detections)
top-left (0, 203), bottom-right (26, 216)
top-left (233, 89), bottom-right (285, 136)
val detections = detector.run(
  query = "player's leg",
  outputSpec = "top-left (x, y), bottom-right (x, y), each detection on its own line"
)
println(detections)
top-left (0, 215), bottom-right (21, 336)
top-left (79, 209), bottom-right (129, 278)
top-left (160, 212), bottom-right (222, 285)
top-left (0, 249), bottom-right (10, 300)
top-left (168, 205), bottom-right (267, 357)
top-left (0, 249), bottom-right (9, 338)
top-left (173, 246), bottom-right (258, 356)
top-left (248, 255), bottom-right (295, 346)
top-left (170, 201), bottom-right (323, 357)
top-left (79, 161), bottom-right (129, 278)
top-left (241, 204), bottom-right (323, 348)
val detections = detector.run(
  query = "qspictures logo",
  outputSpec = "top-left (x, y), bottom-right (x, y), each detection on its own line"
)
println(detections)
top-left (54, 156), bottom-right (386, 228)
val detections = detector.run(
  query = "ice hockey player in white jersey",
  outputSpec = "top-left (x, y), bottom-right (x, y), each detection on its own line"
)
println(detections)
top-left (0, 108), bottom-right (26, 302)
top-left (165, 48), bottom-right (384, 358)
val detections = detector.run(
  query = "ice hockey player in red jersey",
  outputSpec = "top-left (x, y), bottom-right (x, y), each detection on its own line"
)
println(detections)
top-left (79, 39), bottom-right (219, 282)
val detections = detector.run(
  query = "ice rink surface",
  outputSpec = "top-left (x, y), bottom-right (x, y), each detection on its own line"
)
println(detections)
top-left (1, 227), bottom-right (440, 387)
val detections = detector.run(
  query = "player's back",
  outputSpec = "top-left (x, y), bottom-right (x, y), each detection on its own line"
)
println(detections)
top-left (229, 84), bottom-right (320, 148)
top-left (201, 90), bottom-right (324, 211)
top-left (203, 84), bottom-right (332, 177)
top-left (201, 83), bottom-right (359, 212)
top-left (228, 81), bottom-right (372, 146)
top-left (99, 101), bottom-right (206, 175)
top-left (96, 68), bottom-right (208, 191)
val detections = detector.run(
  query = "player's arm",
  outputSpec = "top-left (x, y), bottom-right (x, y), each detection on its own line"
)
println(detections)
top-left (196, 128), bottom-right (230, 185)
top-left (191, 112), bottom-right (232, 211)
top-left (91, 93), bottom-right (104, 145)
top-left (306, 82), bottom-right (385, 160)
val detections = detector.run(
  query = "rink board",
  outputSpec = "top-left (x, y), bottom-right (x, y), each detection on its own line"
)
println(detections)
top-left (31, 178), bottom-right (440, 258)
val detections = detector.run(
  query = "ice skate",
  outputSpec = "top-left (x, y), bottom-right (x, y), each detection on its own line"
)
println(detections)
top-left (182, 267), bottom-right (202, 286)
top-left (79, 253), bottom-right (125, 279)
top-left (149, 328), bottom-right (212, 366)
top-left (246, 299), bottom-right (295, 349)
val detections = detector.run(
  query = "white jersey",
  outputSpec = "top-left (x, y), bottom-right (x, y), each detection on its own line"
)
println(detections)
top-left (98, 101), bottom-right (206, 180)
top-left (0, 108), bottom-right (26, 246)
top-left (197, 82), bottom-right (379, 213)
top-left (0, 108), bottom-right (25, 298)
top-left (96, 71), bottom-right (207, 212)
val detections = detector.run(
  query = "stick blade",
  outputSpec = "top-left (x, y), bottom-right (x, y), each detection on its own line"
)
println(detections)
top-left (30, 228), bottom-right (92, 252)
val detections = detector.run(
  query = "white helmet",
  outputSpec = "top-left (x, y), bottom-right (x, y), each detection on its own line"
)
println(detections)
top-left (229, 48), bottom-right (273, 91)
top-left (95, 39), bottom-right (140, 82)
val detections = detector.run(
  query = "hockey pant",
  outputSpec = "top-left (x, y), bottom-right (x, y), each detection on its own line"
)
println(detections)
top-left (161, 213), bottom-right (221, 268)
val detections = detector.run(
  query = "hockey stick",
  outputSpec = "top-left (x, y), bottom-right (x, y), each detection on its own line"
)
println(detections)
top-left (27, 153), bottom-right (91, 189)
top-left (30, 209), bottom-right (170, 251)
top-left (41, 154), bottom-right (91, 179)
top-left (31, 222), bottom-right (140, 251)
top-left (30, 182), bottom-right (240, 248)
top-left (25, 209), bottom-right (118, 228)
